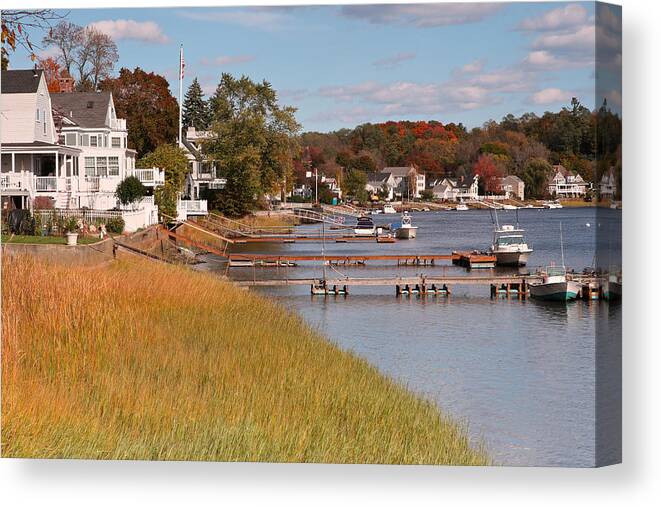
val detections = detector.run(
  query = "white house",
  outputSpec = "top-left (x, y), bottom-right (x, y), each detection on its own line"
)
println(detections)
top-left (181, 127), bottom-right (225, 204)
top-left (547, 165), bottom-right (588, 198)
top-left (431, 175), bottom-right (479, 201)
top-left (1, 68), bottom-right (161, 230)
top-left (599, 167), bottom-right (617, 200)
top-left (500, 175), bottom-right (525, 200)
top-left (380, 165), bottom-right (425, 199)
top-left (365, 172), bottom-right (396, 201)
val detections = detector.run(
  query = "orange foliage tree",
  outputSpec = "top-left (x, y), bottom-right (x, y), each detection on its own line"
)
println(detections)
top-left (38, 56), bottom-right (61, 92)
top-left (473, 154), bottom-right (504, 194)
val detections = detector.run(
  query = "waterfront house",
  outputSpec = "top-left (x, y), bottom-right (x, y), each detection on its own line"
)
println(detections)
top-left (431, 175), bottom-right (479, 201)
top-left (547, 165), bottom-right (588, 198)
top-left (365, 171), bottom-right (396, 201)
top-left (380, 165), bottom-right (425, 199)
top-left (500, 175), bottom-right (525, 200)
top-left (181, 126), bottom-right (224, 204)
top-left (1, 68), bottom-right (160, 230)
top-left (599, 167), bottom-right (617, 200)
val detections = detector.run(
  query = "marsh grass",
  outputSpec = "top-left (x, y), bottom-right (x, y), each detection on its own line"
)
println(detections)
top-left (1, 254), bottom-right (488, 464)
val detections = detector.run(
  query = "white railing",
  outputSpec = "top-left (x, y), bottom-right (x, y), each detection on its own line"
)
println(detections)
top-left (34, 176), bottom-right (57, 192)
top-left (85, 176), bottom-right (100, 192)
top-left (110, 118), bottom-right (127, 131)
top-left (208, 178), bottom-right (227, 189)
top-left (1, 173), bottom-right (30, 191)
top-left (131, 167), bottom-right (165, 186)
top-left (179, 199), bottom-right (207, 212)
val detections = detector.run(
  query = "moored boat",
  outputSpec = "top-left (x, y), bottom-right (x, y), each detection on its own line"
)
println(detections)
top-left (394, 211), bottom-right (418, 239)
top-left (489, 224), bottom-right (533, 266)
top-left (354, 215), bottom-right (376, 236)
top-left (455, 202), bottom-right (469, 211)
top-left (603, 272), bottom-right (622, 301)
top-left (529, 267), bottom-right (580, 301)
top-left (382, 203), bottom-right (397, 214)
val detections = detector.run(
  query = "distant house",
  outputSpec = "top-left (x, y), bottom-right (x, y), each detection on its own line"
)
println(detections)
top-left (431, 175), bottom-right (479, 201)
top-left (181, 127), bottom-right (224, 212)
top-left (599, 167), bottom-right (617, 200)
top-left (322, 176), bottom-right (342, 200)
top-left (365, 171), bottom-right (395, 201)
top-left (500, 175), bottom-right (525, 200)
top-left (547, 165), bottom-right (588, 198)
top-left (380, 164), bottom-right (425, 198)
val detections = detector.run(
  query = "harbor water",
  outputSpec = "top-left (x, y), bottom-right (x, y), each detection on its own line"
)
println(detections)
top-left (199, 207), bottom-right (622, 467)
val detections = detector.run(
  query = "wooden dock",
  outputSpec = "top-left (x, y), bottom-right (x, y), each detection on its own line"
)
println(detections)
top-left (228, 253), bottom-right (454, 267)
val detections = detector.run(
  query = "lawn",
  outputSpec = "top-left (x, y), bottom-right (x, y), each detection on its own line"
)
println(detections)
top-left (1, 254), bottom-right (488, 465)
top-left (1, 234), bottom-right (103, 245)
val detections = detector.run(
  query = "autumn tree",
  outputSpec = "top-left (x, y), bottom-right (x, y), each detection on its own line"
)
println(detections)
top-left (182, 77), bottom-right (211, 131)
top-left (38, 56), bottom-right (62, 92)
top-left (473, 154), bottom-right (503, 194)
top-left (205, 73), bottom-right (300, 216)
top-left (1, 9), bottom-right (62, 66)
top-left (100, 68), bottom-right (179, 158)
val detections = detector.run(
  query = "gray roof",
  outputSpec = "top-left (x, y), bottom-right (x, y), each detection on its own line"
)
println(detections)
top-left (50, 92), bottom-right (111, 128)
top-left (502, 175), bottom-right (523, 183)
top-left (366, 171), bottom-right (391, 185)
top-left (1, 69), bottom-right (43, 94)
top-left (381, 166), bottom-right (413, 177)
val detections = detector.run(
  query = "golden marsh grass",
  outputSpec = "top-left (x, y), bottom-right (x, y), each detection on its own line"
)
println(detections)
top-left (1, 254), bottom-right (488, 464)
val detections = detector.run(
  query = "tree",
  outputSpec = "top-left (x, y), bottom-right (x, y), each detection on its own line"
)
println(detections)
top-left (115, 176), bottom-right (146, 206)
top-left (41, 20), bottom-right (82, 75)
top-left (520, 158), bottom-right (552, 199)
top-left (100, 68), bottom-right (179, 158)
top-left (205, 73), bottom-right (300, 216)
top-left (38, 56), bottom-right (62, 92)
top-left (343, 169), bottom-right (368, 202)
top-left (473, 154), bottom-right (503, 194)
top-left (182, 78), bottom-right (210, 130)
top-left (2, 10), bottom-right (62, 65)
top-left (154, 182), bottom-right (178, 220)
top-left (139, 144), bottom-right (189, 192)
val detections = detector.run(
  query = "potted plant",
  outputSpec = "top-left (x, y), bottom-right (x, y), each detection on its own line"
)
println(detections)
top-left (64, 217), bottom-right (79, 246)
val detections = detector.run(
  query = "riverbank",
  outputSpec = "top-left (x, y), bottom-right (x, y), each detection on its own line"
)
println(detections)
top-left (1, 254), bottom-right (488, 464)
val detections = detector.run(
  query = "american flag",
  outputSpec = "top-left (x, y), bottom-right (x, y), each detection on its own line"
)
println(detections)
top-left (180, 46), bottom-right (185, 79)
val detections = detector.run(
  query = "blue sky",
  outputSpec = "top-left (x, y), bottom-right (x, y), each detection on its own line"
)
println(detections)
top-left (10, 2), bottom-right (621, 132)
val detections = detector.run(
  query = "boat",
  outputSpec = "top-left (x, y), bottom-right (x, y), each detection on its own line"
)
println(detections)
top-left (529, 266), bottom-right (581, 301)
top-left (502, 204), bottom-right (518, 210)
top-left (382, 203), bottom-right (397, 214)
top-left (394, 211), bottom-right (418, 239)
top-left (543, 200), bottom-right (563, 209)
top-left (354, 215), bottom-right (376, 236)
top-left (603, 272), bottom-right (622, 301)
top-left (455, 202), bottom-right (469, 211)
top-left (489, 225), bottom-right (533, 266)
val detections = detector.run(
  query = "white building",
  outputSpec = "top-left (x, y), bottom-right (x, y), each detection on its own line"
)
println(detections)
top-left (365, 171), bottom-right (396, 201)
top-left (599, 167), bottom-right (617, 200)
top-left (500, 175), bottom-right (525, 200)
top-left (380, 165), bottom-right (425, 199)
top-left (547, 165), bottom-right (588, 198)
top-left (431, 175), bottom-right (479, 201)
top-left (182, 127), bottom-right (225, 202)
top-left (1, 68), bottom-right (161, 230)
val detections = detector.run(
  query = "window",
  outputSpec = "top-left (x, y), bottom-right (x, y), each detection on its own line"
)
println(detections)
top-left (84, 157), bottom-right (95, 177)
top-left (108, 157), bottom-right (119, 176)
top-left (65, 133), bottom-right (77, 146)
top-left (80, 135), bottom-right (89, 147)
top-left (90, 135), bottom-right (98, 147)
top-left (96, 157), bottom-right (107, 177)
top-left (58, 134), bottom-right (65, 145)
top-left (112, 137), bottom-right (121, 148)
top-left (36, 109), bottom-right (40, 121)
top-left (123, 137), bottom-right (127, 149)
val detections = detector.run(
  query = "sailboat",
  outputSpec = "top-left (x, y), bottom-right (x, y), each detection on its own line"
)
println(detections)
top-left (529, 223), bottom-right (580, 301)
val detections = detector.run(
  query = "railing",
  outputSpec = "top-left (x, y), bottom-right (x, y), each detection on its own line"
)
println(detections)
top-left (85, 176), bottom-right (100, 192)
top-left (1, 173), bottom-right (29, 191)
top-left (178, 199), bottom-right (208, 212)
top-left (109, 118), bottom-right (127, 131)
top-left (131, 168), bottom-right (165, 186)
top-left (36, 208), bottom-right (124, 222)
top-left (34, 176), bottom-right (57, 192)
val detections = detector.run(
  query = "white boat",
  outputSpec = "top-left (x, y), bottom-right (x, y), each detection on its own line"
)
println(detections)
top-left (529, 266), bottom-right (580, 301)
top-left (489, 224), bottom-right (532, 266)
top-left (395, 211), bottom-right (418, 239)
top-left (544, 200), bottom-right (563, 209)
top-left (502, 204), bottom-right (518, 210)
top-left (382, 204), bottom-right (397, 214)
top-left (354, 215), bottom-right (376, 236)
top-left (455, 202), bottom-right (469, 211)
top-left (603, 272), bottom-right (622, 301)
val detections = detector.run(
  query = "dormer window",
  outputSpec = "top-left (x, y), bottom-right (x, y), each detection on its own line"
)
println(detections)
top-left (86, 101), bottom-right (94, 109)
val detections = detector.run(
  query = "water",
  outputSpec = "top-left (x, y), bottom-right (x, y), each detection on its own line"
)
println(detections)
top-left (199, 207), bottom-right (622, 467)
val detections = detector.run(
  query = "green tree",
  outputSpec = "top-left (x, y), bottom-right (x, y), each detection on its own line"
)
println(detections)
top-left (205, 73), bottom-right (300, 216)
top-left (519, 158), bottom-right (552, 199)
top-left (115, 176), bottom-right (146, 206)
top-left (154, 182), bottom-right (178, 220)
top-left (139, 143), bottom-right (189, 192)
top-left (344, 169), bottom-right (368, 202)
top-left (100, 68), bottom-right (179, 158)
top-left (182, 77), bottom-right (211, 130)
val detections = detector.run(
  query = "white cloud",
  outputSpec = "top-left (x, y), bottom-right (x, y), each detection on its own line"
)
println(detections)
top-left (528, 88), bottom-right (574, 105)
top-left (458, 59), bottom-right (485, 74)
top-left (373, 52), bottom-right (416, 68)
top-left (178, 9), bottom-right (291, 31)
top-left (200, 55), bottom-right (256, 66)
top-left (517, 4), bottom-right (589, 32)
top-left (532, 24), bottom-right (595, 55)
top-left (87, 19), bottom-right (169, 44)
top-left (340, 3), bottom-right (503, 27)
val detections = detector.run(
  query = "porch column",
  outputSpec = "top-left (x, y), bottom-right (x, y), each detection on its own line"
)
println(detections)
top-left (55, 152), bottom-right (60, 177)
top-left (11, 152), bottom-right (15, 173)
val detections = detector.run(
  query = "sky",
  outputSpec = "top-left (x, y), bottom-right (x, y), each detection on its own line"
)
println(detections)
top-left (8, 2), bottom-right (622, 132)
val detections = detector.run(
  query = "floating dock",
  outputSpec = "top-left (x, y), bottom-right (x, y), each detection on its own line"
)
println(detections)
top-left (451, 251), bottom-right (497, 269)
top-left (227, 253), bottom-right (454, 267)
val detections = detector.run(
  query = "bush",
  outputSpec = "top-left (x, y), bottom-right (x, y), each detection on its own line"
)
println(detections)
top-left (105, 217), bottom-right (125, 234)
top-left (33, 196), bottom-right (54, 210)
top-left (116, 176), bottom-right (146, 206)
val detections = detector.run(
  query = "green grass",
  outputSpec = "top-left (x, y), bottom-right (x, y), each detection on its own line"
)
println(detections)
top-left (1, 254), bottom-right (488, 465)
top-left (1, 234), bottom-right (103, 245)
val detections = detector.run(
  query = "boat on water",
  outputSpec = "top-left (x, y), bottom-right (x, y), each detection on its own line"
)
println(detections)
top-left (489, 224), bottom-right (533, 266)
top-left (603, 272), bottom-right (622, 301)
top-left (455, 202), bottom-right (469, 211)
top-left (354, 215), bottom-right (376, 236)
top-left (394, 211), bottom-right (418, 239)
top-left (382, 203), bottom-right (397, 214)
top-left (502, 204), bottom-right (518, 210)
top-left (529, 266), bottom-right (581, 301)
top-left (544, 200), bottom-right (563, 209)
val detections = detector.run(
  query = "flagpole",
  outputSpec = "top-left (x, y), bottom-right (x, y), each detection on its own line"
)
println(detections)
top-left (178, 44), bottom-right (184, 147)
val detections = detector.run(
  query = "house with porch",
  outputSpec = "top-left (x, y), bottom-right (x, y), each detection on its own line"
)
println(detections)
top-left (547, 165), bottom-right (588, 198)
top-left (430, 175), bottom-right (479, 201)
top-left (365, 171), bottom-right (396, 201)
top-left (599, 167), bottom-right (617, 200)
top-left (1, 68), bottom-right (162, 230)
top-left (181, 127), bottom-right (225, 207)
top-left (380, 165), bottom-right (425, 199)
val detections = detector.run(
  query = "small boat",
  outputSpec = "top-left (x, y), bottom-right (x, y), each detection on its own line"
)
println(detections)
top-left (544, 200), bottom-right (563, 209)
top-left (502, 204), bottom-right (518, 210)
top-left (603, 272), bottom-right (622, 301)
top-left (354, 215), bottom-right (376, 236)
top-left (455, 202), bottom-right (469, 211)
top-left (382, 204), bottom-right (397, 214)
top-left (529, 266), bottom-right (580, 301)
top-left (489, 224), bottom-right (533, 266)
top-left (394, 211), bottom-right (418, 239)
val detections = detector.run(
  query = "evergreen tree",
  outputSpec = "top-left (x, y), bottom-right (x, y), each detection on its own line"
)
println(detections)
top-left (182, 78), bottom-right (210, 130)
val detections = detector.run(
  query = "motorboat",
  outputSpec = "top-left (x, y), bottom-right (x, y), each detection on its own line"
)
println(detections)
top-left (543, 200), bottom-right (563, 209)
top-left (502, 204), bottom-right (518, 210)
top-left (603, 272), bottom-right (622, 301)
top-left (529, 266), bottom-right (580, 301)
top-left (489, 224), bottom-right (533, 266)
top-left (382, 203), bottom-right (397, 214)
top-left (354, 215), bottom-right (376, 236)
top-left (394, 211), bottom-right (418, 239)
top-left (455, 202), bottom-right (469, 211)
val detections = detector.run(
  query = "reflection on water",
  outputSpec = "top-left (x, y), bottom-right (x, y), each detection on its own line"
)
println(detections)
top-left (200, 208), bottom-right (621, 467)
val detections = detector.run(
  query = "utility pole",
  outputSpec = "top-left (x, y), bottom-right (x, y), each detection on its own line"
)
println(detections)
top-left (315, 167), bottom-right (318, 205)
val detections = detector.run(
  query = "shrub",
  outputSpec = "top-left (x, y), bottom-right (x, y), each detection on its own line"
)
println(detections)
top-left (154, 182), bottom-right (178, 220)
top-left (33, 196), bottom-right (55, 210)
top-left (116, 176), bottom-right (146, 206)
top-left (63, 217), bottom-right (79, 233)
top-left (105, 217), bottom-right (125, 234)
